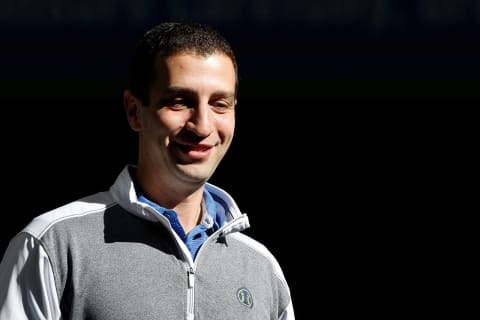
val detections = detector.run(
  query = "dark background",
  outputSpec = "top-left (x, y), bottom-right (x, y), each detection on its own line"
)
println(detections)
top-left (1, 0), bottom-right (477, 318)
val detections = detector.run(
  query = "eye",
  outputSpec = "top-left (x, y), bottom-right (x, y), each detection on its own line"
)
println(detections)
top-left (213, 102), bottom-right (228, 109)
top-left (211, 99), bottom-right (235, 112)
top-left (164, 98), bottom-right (194, 110)
top-left (170, 99), bottom-right (187, 109)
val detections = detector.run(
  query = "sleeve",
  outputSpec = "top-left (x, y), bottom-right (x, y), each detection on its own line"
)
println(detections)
top-left (267, 250), bottom-right (295, 320)
top-left (279, 301), bottom-right (295, 320)
top-left (0, 233), bottom-right (62, 320)
top-left (275, 265), bottom-right (295, 320)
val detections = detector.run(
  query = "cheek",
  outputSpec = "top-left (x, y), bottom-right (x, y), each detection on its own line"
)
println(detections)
top-left (157, 110), bottom-right (188, 131)
top-left (216, 116), bottom-right (235, 138)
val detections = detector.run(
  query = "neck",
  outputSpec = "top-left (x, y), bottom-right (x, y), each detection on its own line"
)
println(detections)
top-left (134, 166), bottom-right (206, 233)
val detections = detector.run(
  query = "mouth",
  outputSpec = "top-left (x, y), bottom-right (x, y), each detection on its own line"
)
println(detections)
top-left (173, 142), bottom-right (214, 160)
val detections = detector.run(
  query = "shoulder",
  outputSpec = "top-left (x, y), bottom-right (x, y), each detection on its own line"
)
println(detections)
top-left (230, 233), bottom-right (274, 259)
top-left (23, 191), bottom-right (117, 239)
top-left (229, 233), bottom-right (289, 284)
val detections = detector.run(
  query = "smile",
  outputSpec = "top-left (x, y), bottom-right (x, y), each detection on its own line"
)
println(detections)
top-left (174, 142), bottom-right (214, 160)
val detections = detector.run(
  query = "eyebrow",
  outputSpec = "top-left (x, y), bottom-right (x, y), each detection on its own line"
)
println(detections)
top-left (165, 86), bottom-right (235, 99)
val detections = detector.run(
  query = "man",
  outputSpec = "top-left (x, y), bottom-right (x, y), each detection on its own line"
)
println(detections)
top-left (0, 22), bottom-right (295, 319)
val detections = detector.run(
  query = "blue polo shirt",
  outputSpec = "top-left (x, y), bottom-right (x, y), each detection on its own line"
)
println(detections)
top-left (136, 188), bottom-right (225, 260)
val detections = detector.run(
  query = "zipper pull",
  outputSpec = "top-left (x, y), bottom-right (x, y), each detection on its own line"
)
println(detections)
top-left (188, 268), bottom-right (195, 288)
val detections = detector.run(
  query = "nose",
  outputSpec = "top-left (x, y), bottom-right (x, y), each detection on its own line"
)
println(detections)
top-left (186, 103), bottom-right (214, 138)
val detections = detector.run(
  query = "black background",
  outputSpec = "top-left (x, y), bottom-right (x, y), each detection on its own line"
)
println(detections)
top-left (1, 1), bottom-right (477, 318)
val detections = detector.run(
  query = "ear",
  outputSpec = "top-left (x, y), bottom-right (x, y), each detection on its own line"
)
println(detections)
top-left (123, 90), bottom-right (142, 132)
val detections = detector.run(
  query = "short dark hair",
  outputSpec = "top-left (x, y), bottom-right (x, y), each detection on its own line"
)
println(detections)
top-left (128, 21), bottom-right (238, 105)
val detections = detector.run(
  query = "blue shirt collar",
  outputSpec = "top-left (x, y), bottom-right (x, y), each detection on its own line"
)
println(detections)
top-left (135, 185), bottom-right (225, 257)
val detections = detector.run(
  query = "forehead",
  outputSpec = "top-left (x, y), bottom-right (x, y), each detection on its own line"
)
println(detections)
top-left (152, 53), bottom-right (236, 90)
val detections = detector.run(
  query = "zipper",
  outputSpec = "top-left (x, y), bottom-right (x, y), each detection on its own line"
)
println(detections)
top-left (183, 222), bottom-right (228, 319)
top-left (188, 267), bottom-right (195, 288)
top-left (186, 267), bottom-right (195, 320)
top-left (178, 214), bottom-right (247, 319)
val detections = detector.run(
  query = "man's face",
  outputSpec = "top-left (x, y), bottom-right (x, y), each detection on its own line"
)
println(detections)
top-left (137, 53), bottom-right (237, 187)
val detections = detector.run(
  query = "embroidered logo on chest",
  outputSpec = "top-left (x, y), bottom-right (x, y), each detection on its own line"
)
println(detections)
top-left (236, 287), bottom-right (253, 308)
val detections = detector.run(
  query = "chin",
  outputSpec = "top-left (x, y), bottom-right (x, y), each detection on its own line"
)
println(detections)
top-left (177, 164), bottom-right (214, 183)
